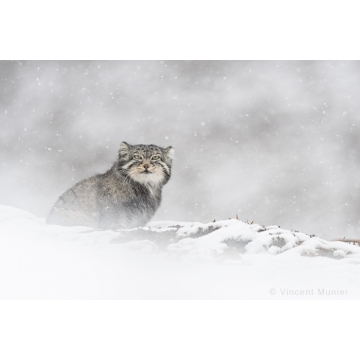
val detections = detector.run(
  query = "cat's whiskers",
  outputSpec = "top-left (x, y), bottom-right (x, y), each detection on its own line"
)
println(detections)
top-left (170, 168), bottom-right (182, 180)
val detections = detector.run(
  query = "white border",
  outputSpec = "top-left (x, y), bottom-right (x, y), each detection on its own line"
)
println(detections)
top-left (0, 301), bottom-right (359, 359)
top-left (2, 0), bottom-right (360, 59)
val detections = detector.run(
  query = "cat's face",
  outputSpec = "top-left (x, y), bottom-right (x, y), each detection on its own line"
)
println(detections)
top-left (118, 142), bottom-right (174, 185)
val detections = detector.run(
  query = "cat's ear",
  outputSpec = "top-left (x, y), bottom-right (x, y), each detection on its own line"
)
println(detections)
top-left (164, 146), bottom-right (174, 163)
top-left (119, 141), bottom-right (132, 159)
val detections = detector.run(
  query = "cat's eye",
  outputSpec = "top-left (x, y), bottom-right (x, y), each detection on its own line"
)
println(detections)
top-left (151, 155), bottom-right (160, 161)
top-left (133, 155), bottom-right (142, 160)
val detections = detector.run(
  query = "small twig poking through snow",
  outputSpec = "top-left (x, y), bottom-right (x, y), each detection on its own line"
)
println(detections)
top-left (336, 238), bottom-right (360, 247)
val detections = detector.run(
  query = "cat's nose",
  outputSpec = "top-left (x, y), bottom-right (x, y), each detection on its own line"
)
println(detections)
top-left (143, 164), bottom-right (150, 169)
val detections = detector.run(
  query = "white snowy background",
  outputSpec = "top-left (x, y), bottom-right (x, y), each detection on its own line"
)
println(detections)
top-left (1, 60), bottom-right (360, 239)
top-left (1, 61), bottom-right (360, 300)
top-left (1, 205), bottom-right (360, 299)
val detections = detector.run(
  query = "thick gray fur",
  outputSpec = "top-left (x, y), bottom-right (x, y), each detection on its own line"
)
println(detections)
top-left (46, 142), bottom-right (174, 229)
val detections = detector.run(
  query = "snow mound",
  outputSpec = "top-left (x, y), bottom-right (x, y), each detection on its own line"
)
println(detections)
top-left (1, 205), bottom-right (360, 299)
top-left (124, 218), bottom-right (360, 261)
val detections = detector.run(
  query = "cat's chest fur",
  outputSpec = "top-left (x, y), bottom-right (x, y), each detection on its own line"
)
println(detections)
top-left (97, 176), bottom-right (162, 228)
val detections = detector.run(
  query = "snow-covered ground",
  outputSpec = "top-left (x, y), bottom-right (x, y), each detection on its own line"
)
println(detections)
top-left (1, 204), bottom-right (360, 299)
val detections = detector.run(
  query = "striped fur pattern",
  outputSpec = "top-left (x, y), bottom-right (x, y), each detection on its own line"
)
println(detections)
top-left (46, 142), bottom-right (174, 229)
